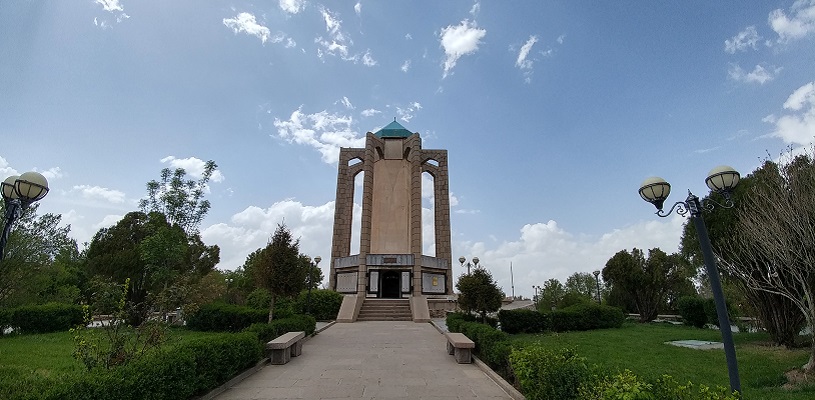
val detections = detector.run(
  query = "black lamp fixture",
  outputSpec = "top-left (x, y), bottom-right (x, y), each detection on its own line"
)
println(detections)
top-left (638, 165), bottom-right (741, 394)
top-left (1, 172), bottom-right (49, 260)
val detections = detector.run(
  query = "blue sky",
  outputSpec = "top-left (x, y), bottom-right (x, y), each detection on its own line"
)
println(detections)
top-left (2, 1), bottom-right (814, 299)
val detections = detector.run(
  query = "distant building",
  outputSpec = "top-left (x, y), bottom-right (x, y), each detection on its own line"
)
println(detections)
top-left (329, 121), bottom-right (453, 321)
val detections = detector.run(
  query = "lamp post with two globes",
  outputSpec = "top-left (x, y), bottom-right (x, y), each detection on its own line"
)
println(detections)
top-left (638, 165), bottom-right (741, 394)
top-left (1, 172), bottom-right (50, 261)
top-left (458, 256), bottom-right (479, 275)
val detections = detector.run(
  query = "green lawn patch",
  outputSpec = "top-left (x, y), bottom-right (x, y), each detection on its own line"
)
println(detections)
top-left (511, 322), bottom-right (814, 399)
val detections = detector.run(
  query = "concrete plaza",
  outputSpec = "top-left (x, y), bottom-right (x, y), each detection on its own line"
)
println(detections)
top-left (212, 321), bottom-right (516, 400)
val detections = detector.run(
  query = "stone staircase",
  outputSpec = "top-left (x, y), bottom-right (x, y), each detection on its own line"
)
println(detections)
top-left (356, 299), bottom-right (413, 321)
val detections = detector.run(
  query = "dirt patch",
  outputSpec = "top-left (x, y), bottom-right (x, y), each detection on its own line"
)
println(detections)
top-left (783, 369), bottom-right (815, 390)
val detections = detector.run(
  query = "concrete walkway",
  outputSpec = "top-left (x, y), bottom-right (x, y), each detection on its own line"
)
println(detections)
top-left (213, 321), bottom-right (514, 399)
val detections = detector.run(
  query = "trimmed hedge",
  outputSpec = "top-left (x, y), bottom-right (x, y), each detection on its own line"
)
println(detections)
top-left (6, 332), bottom-right (262, 400)
top-left (243, 314), bottom-right (317, 343)
top-left (498, 309), bottom-right (549, 334)
top-left (677, 296), bottom-right (707, 328)
top-left (510, 346), bottom-right (591, 400)
top-left (186, 302), bottom-right (267, 332)
top-left (295, 289), bottom-right (343, 321)
top-left (446, 313), bottom-right (511, 374)
top-left (0, 308), bottom-right (10, 334)
top-left (550, 303), bottom-right (624, 332)
top-left (9, 303), bottom-right (84, 334)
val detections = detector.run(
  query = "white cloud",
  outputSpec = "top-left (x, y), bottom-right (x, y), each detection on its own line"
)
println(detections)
top-left (202, 200), bottom-right (335, 272)
top-left (93, 214), bottom-right (124, 231)
top-left (279, 0), bottom-right (306, 14)
top-left (72, 185), bottom-right (126, 204)
top-left (401, 60), bottom-right (411, 72)
top-left (94, 0), bottom-right (129, 27)
top-left (223, 12), bottom-right (271, 44)
top-left (724, 26), bottom-right (761, 53)
top-left (396, 102), bottom-right (422, 123)
top-left (769, 0), bottom-right (815, 42)
top-left (470, 2), bottom-right (481, 16)
top-left (36, 167), bottom-right (63, 180)
top-left (361, 108), bottom-right (381, 117)
top-left (767, 81), bottom-right (815, 146)
top-left (0, 156), bottom-right (19, 178)
top-left (557, 34), bottom-right (565, 44)
top-left (515, 35), bottom-right (538, 83)
top-left (727, 63), bottom-right (780, 84)
top-left (354, 2), bottom-right (362, 16)
top-left (160, 156), bottom-right (225, 182)
top-left (272, 106), bottom-right (365, 163)
top-left (362, 49), bottom-right (377, 66)
top-left (405, 33), bottom-right (413, 40)
top-left (339, 96), bottom-right (354, 109)
top-left (439, 19), bottom-right (486, 78)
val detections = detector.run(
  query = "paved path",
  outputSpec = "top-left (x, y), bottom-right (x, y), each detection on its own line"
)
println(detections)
top-left (213, 321), bottom-right (514, 400)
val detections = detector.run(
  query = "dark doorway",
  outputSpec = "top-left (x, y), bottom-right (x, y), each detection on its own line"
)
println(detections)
top-left (381, 271), bottom-right (401, 298)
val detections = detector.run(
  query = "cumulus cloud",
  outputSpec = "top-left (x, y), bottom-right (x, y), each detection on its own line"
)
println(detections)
top-left (0, 156), bottom-right (19, 177)
top-left (202, 200), bottom-right (335, 271)
top-left (36, 167), bottom-right (64, 180)
top-left (470, 2), bottom-right (480, 16)
top-left (160, 156), bottom-right (225, 182)
top-left (279, 0), bottom-right (306, 14)
top-left (439, 19), bottom-right (486, 78)
top-left (401, 60), bottom-right (411, 72)
top-left (769, 0), bottom-right (815, 43)
top-left (338, 96), bottom-right (354, 109)
top-left (727, 63), bottom-right (780, 84)
top-left (766, 81), bottom-right (815, 145)
top-left (354, 2), bottom-right (361, 16)
top-left (362, 50), bottom-right (377, 66)
top-left (72, 185), bottom-right (126, 204)
top-left (361, 108), bottom-right (381, 117)
top-left (223, 12), bottom-right (271, 44)
top-left (272, 106), bottom-right (365, 163)
top-left (724, 26), bottom-right (761, 53)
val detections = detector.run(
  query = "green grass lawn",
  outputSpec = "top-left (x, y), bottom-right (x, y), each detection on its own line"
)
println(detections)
top-left (511, 322), bottom-right (814, 399)
top-left (0, 328), bottom-right (225, 398)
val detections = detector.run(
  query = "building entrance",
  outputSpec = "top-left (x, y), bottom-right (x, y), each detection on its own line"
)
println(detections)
top-left (381, 271), bottom-right (401, 298)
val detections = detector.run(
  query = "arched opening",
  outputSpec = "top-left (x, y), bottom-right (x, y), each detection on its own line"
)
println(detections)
top-left (351, 171), bottom-right (364, 254)
top-left (421, 171), bottom-right (436, 256)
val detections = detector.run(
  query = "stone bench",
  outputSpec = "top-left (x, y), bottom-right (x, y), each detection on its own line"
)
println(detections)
top-left (266, 331), bottom-right (306, 365)
top-left (444, 332), bottom-right (475, 364)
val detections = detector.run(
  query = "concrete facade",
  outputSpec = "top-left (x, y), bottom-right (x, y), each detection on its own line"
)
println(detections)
top-left (329, 122), bottom-right (453, 307)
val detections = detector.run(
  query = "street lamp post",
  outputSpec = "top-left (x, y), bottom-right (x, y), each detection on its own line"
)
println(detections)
top-left (592, 270), bottom-right (601, 304)
top-left (458, 256), bottom-right (479, 275)
top-left (1, 172), bottom-right (49, 261)
top-left (306, 256), bottom-right (321, 316)
top-left (639, 165), bottom-right (741, 394)
top-left (532, 285), bottom-right (541, 305)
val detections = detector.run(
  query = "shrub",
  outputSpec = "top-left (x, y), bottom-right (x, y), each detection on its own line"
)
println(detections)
top-left (498, 309), bottom-right (549, 334)
top-left (10, 303), bottom-right (84, 334)
top-left (0, 308), bottom-right (10, 334)
top-left (578, 370), bottom-right (740, 400)
top-left (246, 288), bottom-right (272, 310)
top-left (704, 298), bottom-right (735, 328)
top-left (39, 332), bottom-right (262, 400)
top-left (677, 296), bottom-right (707, 328)
top-left (509, 346), bottom-right (591, 400)
top-left (295, 289), bottom-right (343, 321)
top-left (186, 302), bottom-right (266, 332)
top-left (243, 314), bottom-right (317, 343)
top-left (551, 303), bottom-right (624, 332)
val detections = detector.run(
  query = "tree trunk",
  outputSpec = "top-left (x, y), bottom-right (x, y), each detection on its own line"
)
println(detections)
top-left (268, 295), bottom-right (275, 323)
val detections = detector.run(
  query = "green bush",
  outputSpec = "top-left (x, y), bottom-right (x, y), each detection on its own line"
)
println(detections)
top-left (551, 303), bottom-right (624, 332)
top-left (509, 345), bottom-right (591, 400)
top-left (295, 289), bottom-right (343, 321)
top-left (703, 298), bottom-right (735, 328)
top-left (677, 296), bottom-right (707, 328)
top-left (446, 316), bottom-right (511, 374)
top-left (578, 370), bottom-right (740, 400)
top-left (9, 303), bottom-right (84, 334)
top-left (498, 309), bottom-right (549, 334)
top-left (0, 308), bottom-right (10, 334)
top-left (243, 314), bottom-right (317, 343)
top-left (245, 288), bottom-right (272, 310)
top-left (186, 302), bottom-right (267, 332)
top-left (33, 332), bottom-right (262, 400)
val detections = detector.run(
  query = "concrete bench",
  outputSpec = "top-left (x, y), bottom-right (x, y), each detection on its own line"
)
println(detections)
top-left (266, 331), bottom-right (306, 365)
top-left (444, 332), bottom-right (475, 364)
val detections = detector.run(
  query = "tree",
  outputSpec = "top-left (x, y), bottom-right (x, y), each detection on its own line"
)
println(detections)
top-left (249, 223), bottom-right (305, 322)
top-left (681, 160), bottom-right (805, 347)
top-left (536, 278), bottom-right (565, 311)
top-left (456, 266), bottom-right (504, 323)
top-left (564, 272), bottom-right (599, 303)
top-left (138, 160), bottom-right (218, 235)
top-left (0, 203), bottom-right (78, 307)
top-left (720, 153), bottom-right (815, 372)
top-left (603, 248), bottom-right (691, 322)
